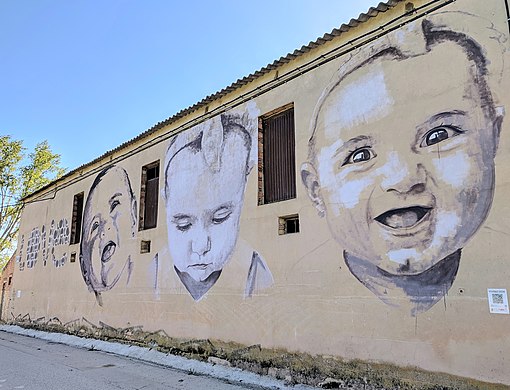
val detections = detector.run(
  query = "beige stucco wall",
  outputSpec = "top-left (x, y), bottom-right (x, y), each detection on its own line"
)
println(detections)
top-left (10, 0), bottom-right (510, 385)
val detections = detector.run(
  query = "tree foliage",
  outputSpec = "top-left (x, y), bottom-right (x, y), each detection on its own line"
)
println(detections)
top-left (0, 136), bottom-right (65, 269)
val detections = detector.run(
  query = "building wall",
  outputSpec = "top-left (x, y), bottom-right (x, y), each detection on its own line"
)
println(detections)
top-left (1, 254), bottom-right (15, 321)
top-left (10, 0), bottom-right (510, 384)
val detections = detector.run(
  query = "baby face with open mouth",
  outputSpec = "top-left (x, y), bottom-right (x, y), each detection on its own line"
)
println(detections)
top-left (305, 41), bottom-right (499, 276)
top-left (80, 166), bottom-right (137, 296)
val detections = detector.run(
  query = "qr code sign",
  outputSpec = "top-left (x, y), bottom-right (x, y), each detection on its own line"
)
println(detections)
top-left (491, 293), bottom-right (504, 305)
top-left (488, 289), bottom-right (509, 314)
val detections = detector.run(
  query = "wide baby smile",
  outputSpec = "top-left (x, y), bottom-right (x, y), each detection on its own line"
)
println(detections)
top-left (375, 206), bottom-right (432, 229)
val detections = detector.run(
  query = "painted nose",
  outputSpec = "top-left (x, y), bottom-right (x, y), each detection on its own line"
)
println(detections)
top-left (382, 160), bottom-right (427, 195)
top-left (100, 219), bottom-right (112, 236)
top-left (191, 231), bottom-right (211, 257)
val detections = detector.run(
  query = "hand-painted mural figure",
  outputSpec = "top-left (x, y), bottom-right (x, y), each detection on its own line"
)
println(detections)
top-left (79, 165), bottom-right (137, 306)
top-left (301, 12), bottom-right (504, 315)
top-left (163, 110), bottom-right (273, 301)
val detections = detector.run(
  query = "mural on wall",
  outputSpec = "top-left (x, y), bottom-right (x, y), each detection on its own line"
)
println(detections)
top-left (163, 105), bottom-right (273, 301)
top-left (49, 219), bottom-right (70, 268)
top-left (79, 165), bottom-right (137, 306)
top-left (26, 227), bottom-right (41, 269)
top-left (15, 235), bottom-right (24, 271)
top-left (41, 225), bottom-right (47, 266)
top-left (15, 219), bottom-right (70, 271)
top-left (301, 12), bottom-right (506, 315)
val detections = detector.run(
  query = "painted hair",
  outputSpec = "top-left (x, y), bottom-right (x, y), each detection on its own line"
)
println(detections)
top-left (307, 12), bottom-right (502, 162)
top-left (163, 113), bottom-right (252, 199)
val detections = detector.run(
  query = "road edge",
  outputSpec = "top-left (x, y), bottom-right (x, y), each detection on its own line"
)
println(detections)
top-left (0, 324), bottom-right (315, 390)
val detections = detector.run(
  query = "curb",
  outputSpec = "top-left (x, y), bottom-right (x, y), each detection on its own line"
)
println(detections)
top-left (0, 324), bottom-right (315, 390)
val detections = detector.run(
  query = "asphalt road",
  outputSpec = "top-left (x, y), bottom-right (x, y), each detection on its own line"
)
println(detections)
top-left (0, 331), bottom-right (258, 390)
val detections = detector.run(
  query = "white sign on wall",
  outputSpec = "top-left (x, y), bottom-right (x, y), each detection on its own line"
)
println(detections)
top-left (487, 289), bottom-right (509, 314)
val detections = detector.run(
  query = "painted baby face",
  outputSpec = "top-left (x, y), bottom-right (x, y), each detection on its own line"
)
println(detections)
top-left (312, 43), bottom-right (498, 275)
top-left (81, 167), bottom-right (135, 291)
top-left (165, 133), bottom-right (248, 282)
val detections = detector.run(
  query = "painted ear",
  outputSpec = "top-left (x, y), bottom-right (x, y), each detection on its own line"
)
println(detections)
top-left (493, 106), bottom-right (505, 154)
top-left (245, 159), bottom-right (254, 176)
top-left (131, 198), bottom-right (138, 237)
top-left (301, 162), bottom-right (325, 218)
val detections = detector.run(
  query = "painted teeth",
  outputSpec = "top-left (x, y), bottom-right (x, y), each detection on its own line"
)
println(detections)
top-left (375, 207), bottom-right (431, 229)
top-left (384, 210), bottom-right (420, 228)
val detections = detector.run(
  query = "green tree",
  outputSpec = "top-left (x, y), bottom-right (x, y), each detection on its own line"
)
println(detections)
top-left (0, 136), bottom-right (65, 269)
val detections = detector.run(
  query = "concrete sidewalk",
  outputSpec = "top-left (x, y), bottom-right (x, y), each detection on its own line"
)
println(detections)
top-left (0, 324), bottom-right (316, 390)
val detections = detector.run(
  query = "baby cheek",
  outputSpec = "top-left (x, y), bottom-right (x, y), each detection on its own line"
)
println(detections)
top-left (317, 148), bottom-right (376, 214)
top-left (431, 151), bottom-right (470, 188)
top-left (211, 225), bottom-right (236, 266)
top-left (318, 167), bottom-right (374, 216)
top-left (168, 230), bottom-right (189, 254)
top-left (321, 172), bottom-right (375, 215)
top-left (336, 177), bottom-right (375, 211)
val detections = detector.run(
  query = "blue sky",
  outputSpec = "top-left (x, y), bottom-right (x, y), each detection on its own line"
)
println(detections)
top-left (1, 0), bottom-right (378, 171)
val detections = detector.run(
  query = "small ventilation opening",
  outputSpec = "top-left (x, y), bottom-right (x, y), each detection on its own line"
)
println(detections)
top-left (279, 214), bottom-right (300, 235)
top-left (141, 240), bottom-right (151, 254)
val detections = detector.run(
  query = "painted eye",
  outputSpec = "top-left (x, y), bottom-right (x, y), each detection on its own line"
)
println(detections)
top-left (91, 221), bottom-right (100, 234)
top-left (176, 222), bottom-right (192, 232)
top-left (421, 125), bottom-right (463, 147)
top-left (174, 217), bottom-right (192, 232)
top-left (110, 199), bottom-right (120, 213)
top-left (343, 147), bottom-right (375, 166)
top-left (212, 209), bottom-right (232, 224)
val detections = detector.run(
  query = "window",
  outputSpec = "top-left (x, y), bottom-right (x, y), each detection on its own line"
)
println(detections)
top-left (139, 161), bottom-right (160, 230)
top-left (8, 275), bottom-right (12, 285)
top-left (279, 214), bottom-right (300, 235)
top-left (258, 104), bottom-right (296, 204)
top-left (140, 240), bottom-right (151, 254)
top-left (70, 192), bottom-right (84, 244)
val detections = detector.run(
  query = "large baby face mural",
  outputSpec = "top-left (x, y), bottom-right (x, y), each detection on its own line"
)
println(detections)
top-left (301, 13), bottom-right (505, 314)
top-left (79, 165), bottom-right (137, 305)
top-left (163, 109), bottom-right (272, 300)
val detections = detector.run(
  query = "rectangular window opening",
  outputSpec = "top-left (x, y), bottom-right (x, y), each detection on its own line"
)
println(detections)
top-left (258, 104), bottom-right (296, 205)
top-left (70, 252), bottom-right (76, 263)
top-left (279, 214), bottom-right (300, 235)
top-left (139, 161), bottom-right (160, 231)
top-left (140, 240), bottom-right (151, 254)
top-left (70, 192), bottom-right (84, 244)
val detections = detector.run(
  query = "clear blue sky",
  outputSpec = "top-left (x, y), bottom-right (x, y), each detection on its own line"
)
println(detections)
top-left (1, 0), bottom-right (378, 172)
